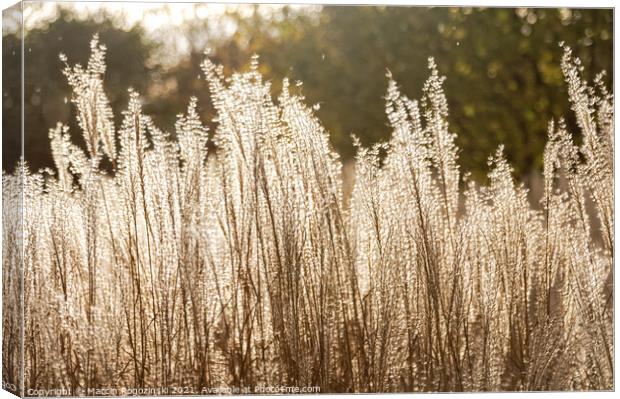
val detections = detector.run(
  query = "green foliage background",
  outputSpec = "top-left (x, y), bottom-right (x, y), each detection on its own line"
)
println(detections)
top-left (2, 5), bottom-right (613, 180)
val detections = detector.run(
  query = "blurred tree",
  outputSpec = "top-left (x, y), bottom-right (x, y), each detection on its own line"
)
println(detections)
top-left (214, 6), bottom-right (612, 178)
top-left (2, 3), bottom-right (22, 173)
top-left (2, 8), bottom-right (157, 172)
top-left (3, 5), bottom-right (612, 181)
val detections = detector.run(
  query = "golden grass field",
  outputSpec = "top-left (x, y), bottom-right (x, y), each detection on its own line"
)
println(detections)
top-left (2, 37), bottom-right (613, 394)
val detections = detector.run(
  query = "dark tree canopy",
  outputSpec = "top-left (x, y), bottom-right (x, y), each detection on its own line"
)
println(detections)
top-left (222, 6), bottom-right (612, 178)
top-left (3, 5), bottom-right (613, 180)
top-left (3, 9), bottom-right (156, 172)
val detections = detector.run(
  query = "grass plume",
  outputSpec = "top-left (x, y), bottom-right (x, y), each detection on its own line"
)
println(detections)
top-left (2, 37), bottom-right (613, 393)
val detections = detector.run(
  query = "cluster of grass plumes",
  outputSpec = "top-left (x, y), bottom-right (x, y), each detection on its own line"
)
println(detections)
top-left (2, 36), bottom-right (613, 393)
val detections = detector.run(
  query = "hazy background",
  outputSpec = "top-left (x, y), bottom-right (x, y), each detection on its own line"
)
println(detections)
top-left (2, 2), bottom-right (613, 182)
